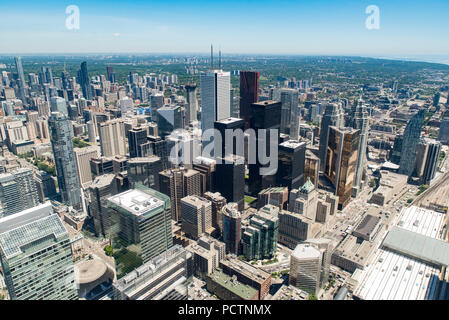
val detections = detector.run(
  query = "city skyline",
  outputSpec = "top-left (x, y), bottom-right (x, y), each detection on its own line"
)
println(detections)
top-left (1, 1), bottom-right (449, 304)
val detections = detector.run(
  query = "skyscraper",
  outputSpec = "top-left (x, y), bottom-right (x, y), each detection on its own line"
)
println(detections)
top-left (106, 66), bottom-right (115, 83)
top-left (438, 118), bottom-right (449, 144)
top-left (14, 56), bottom-right (25, 86)
top-left (324, 126), bottom-right (360, 210)
top-left (241, 206), bottom-right (279, 261)
top-left (0, 168), bottom-right (40, 217)
top-left (214, 117), bottom-right (245, 158)
top-left (214, 155), bottom-right (245, 211)
top-left (0, 202), bottom-right (78, 300)
top-left (351, 99), bottom-right (369, 196)
top-left (185, 83), bottom-right (198, 123)
top-left (200, 70), bottom-right (231, 133)
top-left (41, 66), bottom-right (53, 85)
top-left (421, 140), bottom-right (441, 185)
top-left (203, 191), bottom-right (226, 236)
top-left (181, 195), bottom-right (213, 240)
top-left (48, 111), bottom-right (82, 209)
top-left (50, 96), bottom-right (68, 116)
top-left (277, 140), bottom-right (306, 190)
top-left (14, 56), bottom-right (26, 103)
top-left (34, 170), bottom-right (57, 202)
top-left (156, 105), bottom-right (184, 137)
top-left (128, 156), bottom-right (163, 190)
top-left (74, 146), bottom-right (100, 187)
top-left (222, 203), bottom-right (241, 255)
top-left (193, 156), bottom-right (216, 194)
top-left (304, 149), bottom-right (320, 187)
top-left (318, 103), bottom-right (344, 171)
top-left (398, 109), bottom-right (425, 176)
top-left (98, 119), bottom-right (127, 157)
top-left (239, 71), bottom-right (259, 130)
top-left (289, 243), bottom-right (322, 295)
top-left (128, 125), bottom-right (149, 158)
top-left (279, 88), bottom-right (300, 138)
top-left (78, 61), bottom-right (92, 100)
top-left (248, 100), bottom-right (282, 195)
top-left (158, 167), bottom-right (201, 221)
top-left (105, 185), bottom-right (173, 263)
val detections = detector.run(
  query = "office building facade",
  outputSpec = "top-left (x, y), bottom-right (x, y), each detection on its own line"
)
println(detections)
top-left (324, 126), bottom-right (360, 210)
top-left (0, 203), bottom-right (78, 300)
top-left (48, 111), bottom-right (82, 209)
top-left (239, 71), bottom-right (259, 130)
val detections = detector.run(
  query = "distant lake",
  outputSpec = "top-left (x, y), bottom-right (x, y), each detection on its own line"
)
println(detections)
top-left (369, 55), bottom-right (449, 66)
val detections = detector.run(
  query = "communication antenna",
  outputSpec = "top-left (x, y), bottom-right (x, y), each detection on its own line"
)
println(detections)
top-left (219, 47), bottom-right (222, 70)
top-left (210, 44), bottom-right (214, 69)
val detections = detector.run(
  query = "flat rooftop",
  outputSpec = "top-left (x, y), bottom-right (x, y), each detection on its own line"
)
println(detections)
top-left (215, 117), bottom-right (243, 125)
top-left (107, 189), bottom-right (164, 217)
top-left (355, 247), bottom-right (441, 300)
top-left (396, 206), bottom-right (445, 236)
top-left (114, 245), bottom-right (186, 293)
top-left (353, 214), bottom-right (382, 238)
top-left (354, 206), bottom-right (447, 300)
top-left (220, 258), bottom-right (270, 283)
top-left (279, 140), bottom-right (306, 149)
top-left (128, 156), bottom-right (161, 164)
top-left (0, 202), bottom-right (67, 259)
top-left (382, 227), bottom-right (449, 267)
top-left (208, 269), bottom-right (257, 299)
top-left (292, 244), bottom-right (321, 260)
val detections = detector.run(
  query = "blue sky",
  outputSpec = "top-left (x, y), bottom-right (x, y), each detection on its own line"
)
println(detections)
top-left (1, 0), bottom-right (449, 55)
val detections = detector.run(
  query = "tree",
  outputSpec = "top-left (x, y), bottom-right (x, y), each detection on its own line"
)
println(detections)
top-left (308, 294), bottom-right (318, 300)
top-left (104, 245), bottom-right (113, 256)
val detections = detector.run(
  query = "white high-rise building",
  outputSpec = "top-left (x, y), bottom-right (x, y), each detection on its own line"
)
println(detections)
top-left (289, 243), bottom-right (322, 296)
top-left (119, 97), bottom-right (134, 116)
top-left (98, 119), bottom-right (127, 157)
top-left (200, 70), bottom-right (231, 133)
top-left (74, 146), bottom-right (100, 187)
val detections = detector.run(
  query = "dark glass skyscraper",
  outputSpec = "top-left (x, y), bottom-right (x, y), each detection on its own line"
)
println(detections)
top-left (277, 140), bottom-right (306, 190)
top-left (78, 61), bottom-right (92, 100)
top-left (128, 126), bottom-right (149, 158)
top-left (422, 141), bottom-right (441, 185)
top-left (239, 71), bottom-right (259, 130)
top-left (215, 155), bottom-right (245, 211)
top-left (248, 100), bottom-right (281, 195)
top-left (48, 112), bottom-right (82, 209)
top-left (106, 66), bottom-right (115, 83)
top-left (214, 117), bottom-right (245, 158)
top-left (398, 109), bottom-right (425, 176)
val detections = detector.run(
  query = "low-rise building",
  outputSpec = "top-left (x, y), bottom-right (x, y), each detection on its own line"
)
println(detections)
top-left (186, 235), bottom-right (225, 278)
top-left (331, 235), bottom-right (377, 273)
top-left (206, 269), bottom-right (258, 300)
top-left (219, 257), bottom-right (271, 300)
top-left (369, 171), bottom-right (408, 206)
